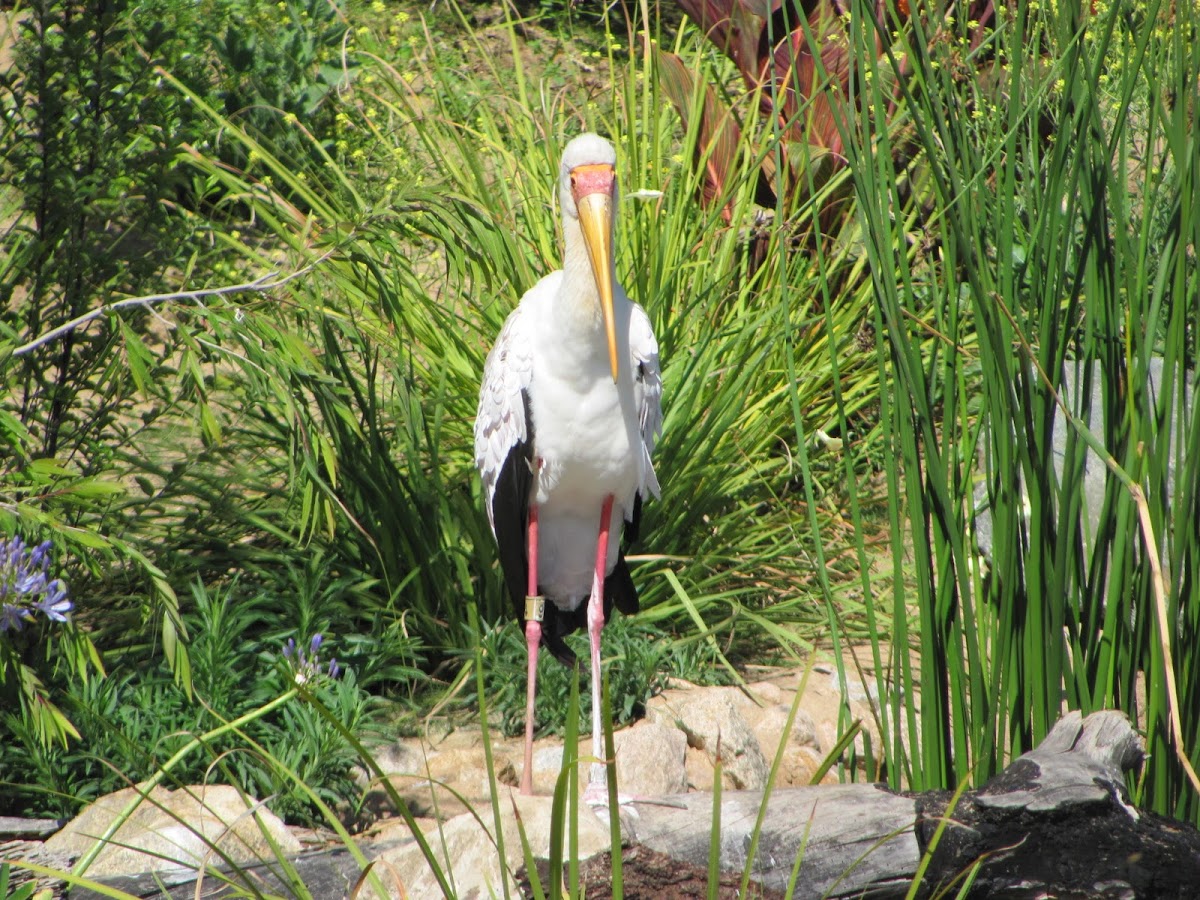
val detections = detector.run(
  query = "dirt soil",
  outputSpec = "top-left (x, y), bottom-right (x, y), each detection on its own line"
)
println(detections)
top-left (520, 845), bottom-right (788, 899)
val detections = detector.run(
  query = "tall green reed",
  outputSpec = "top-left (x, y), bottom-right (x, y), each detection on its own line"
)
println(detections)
top-left (804, 0), bottom-right (1200, 821)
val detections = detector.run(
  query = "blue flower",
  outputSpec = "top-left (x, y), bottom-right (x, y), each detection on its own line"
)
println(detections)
top-left (282, 632), bottom-right (342, 684)
top-left (28, 541), bottom-right (51, 568)
top-left (16, 570), bottom-right (46, 595)
top-left (34, 581), bottom-right (72, 622)
top-left (0, 536), bottom-right (72, 633)
top-left (1, 603), bottom-right (28, 633)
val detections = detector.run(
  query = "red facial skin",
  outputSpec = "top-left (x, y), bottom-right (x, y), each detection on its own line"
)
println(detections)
top-left (570, 163), bottom-right (615, 202)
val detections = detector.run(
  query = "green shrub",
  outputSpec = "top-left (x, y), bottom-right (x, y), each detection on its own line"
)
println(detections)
top-left (475, 615), bottom-right (732, 740)
top-left (0, 0), bottom-right (208, 477)
top-left (0, 578), bottom-right (406, 823)
top-left (207, 0), bottom-right (352, 175)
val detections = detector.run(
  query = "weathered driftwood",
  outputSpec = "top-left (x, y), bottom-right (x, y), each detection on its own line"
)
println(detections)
top-left (624, 710), bottom-right (1200, 898)
top-left (0, 816), bottom-right (64, 839)
top-left (66, 845), bottom-right (367, 900)
top-left (624, 783), bottom-right (917, 897)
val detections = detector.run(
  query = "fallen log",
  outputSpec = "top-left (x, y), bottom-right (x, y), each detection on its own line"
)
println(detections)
top-left (624, 782), bottom-right (916, 896)
top-left (624, 709), bottom-right (1200, 898)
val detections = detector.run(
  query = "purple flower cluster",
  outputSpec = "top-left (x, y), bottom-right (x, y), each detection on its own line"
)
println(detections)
top-left (0, 537), bottom-right (72, 634)
top-left (282, 633), bottom-right (340, 684)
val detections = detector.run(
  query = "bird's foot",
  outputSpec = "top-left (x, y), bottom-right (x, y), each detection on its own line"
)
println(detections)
top-left (581, 762), bottom-right (686, 811)
top-left (583, 771), bottom-right (678, 813)
top-left (582, 781), bottom-right (687, 810)
top-left (582, 779), bottom-right (629, 809)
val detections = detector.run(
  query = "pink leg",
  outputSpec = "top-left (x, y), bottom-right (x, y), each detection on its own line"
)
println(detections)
top-left (586, 495), bottom-right (615, 790)
top-left (521, 504), bottom-right (541, 795)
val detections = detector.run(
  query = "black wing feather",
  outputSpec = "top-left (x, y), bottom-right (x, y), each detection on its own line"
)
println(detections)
top-left (623, 492), bottom-right (644, 545)
top-left (604, 553), bottom-right (640, 616)
top-left (492, 390), bottom-right (533, 627)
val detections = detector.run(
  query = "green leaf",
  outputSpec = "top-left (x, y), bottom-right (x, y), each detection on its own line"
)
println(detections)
top-left (65, 478), bottom-right (126, 500)
top-left (119, 318), bottom-right (153, 394)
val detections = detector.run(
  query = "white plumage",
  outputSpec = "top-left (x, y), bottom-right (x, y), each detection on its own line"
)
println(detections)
top-left (476, 279), bottom-right (662, 597)
top-left (474, 133), bottom-right (663, 797)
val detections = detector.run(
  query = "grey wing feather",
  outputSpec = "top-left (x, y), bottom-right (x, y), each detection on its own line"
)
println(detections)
top-left (474, 303), bottom-right (535, 533)
top-left (630, 302), bottom-right (663, 499)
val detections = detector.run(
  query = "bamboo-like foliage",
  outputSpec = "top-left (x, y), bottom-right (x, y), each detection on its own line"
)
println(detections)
top-left (158, 0), bottom-right (886, 664)
top-left (798, 0), bottom-right (1200, 820)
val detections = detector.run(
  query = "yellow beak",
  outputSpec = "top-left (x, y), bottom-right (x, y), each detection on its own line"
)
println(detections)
top-left (576, 191), bottom-right (619, 383)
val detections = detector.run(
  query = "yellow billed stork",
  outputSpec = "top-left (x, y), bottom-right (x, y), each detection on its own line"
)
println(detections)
top-left (474, 133), bottom-right (663, 798)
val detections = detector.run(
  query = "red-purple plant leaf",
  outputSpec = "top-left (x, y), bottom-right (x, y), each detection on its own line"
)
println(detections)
top-left (674, 0), bottom-right (771, 86)
top-left (658, 49), bottom-right (776, 219)
top-left (665, 0), bottom-right (1003, 213)
top-left (672, 1), bottom-right (857, 186)
top-left (769, 2), bottom-right (854, 164)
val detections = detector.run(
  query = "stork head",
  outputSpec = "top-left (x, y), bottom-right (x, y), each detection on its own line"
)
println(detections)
top-left (560, 133), bottom-right (619, 382)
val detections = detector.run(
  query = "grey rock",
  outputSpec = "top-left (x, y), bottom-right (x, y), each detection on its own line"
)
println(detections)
top-left (613, 721), bottom-right (688, 795)
top-left (649, 689), bottom-right (769, 790)
top-left (373, 792), bottom-right (610, 899)
top-left (45, 784), bottom-right (300, 880)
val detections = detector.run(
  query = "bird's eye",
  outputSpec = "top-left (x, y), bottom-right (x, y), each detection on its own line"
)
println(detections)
top-left (569, 173), bottom-right (577, 189)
